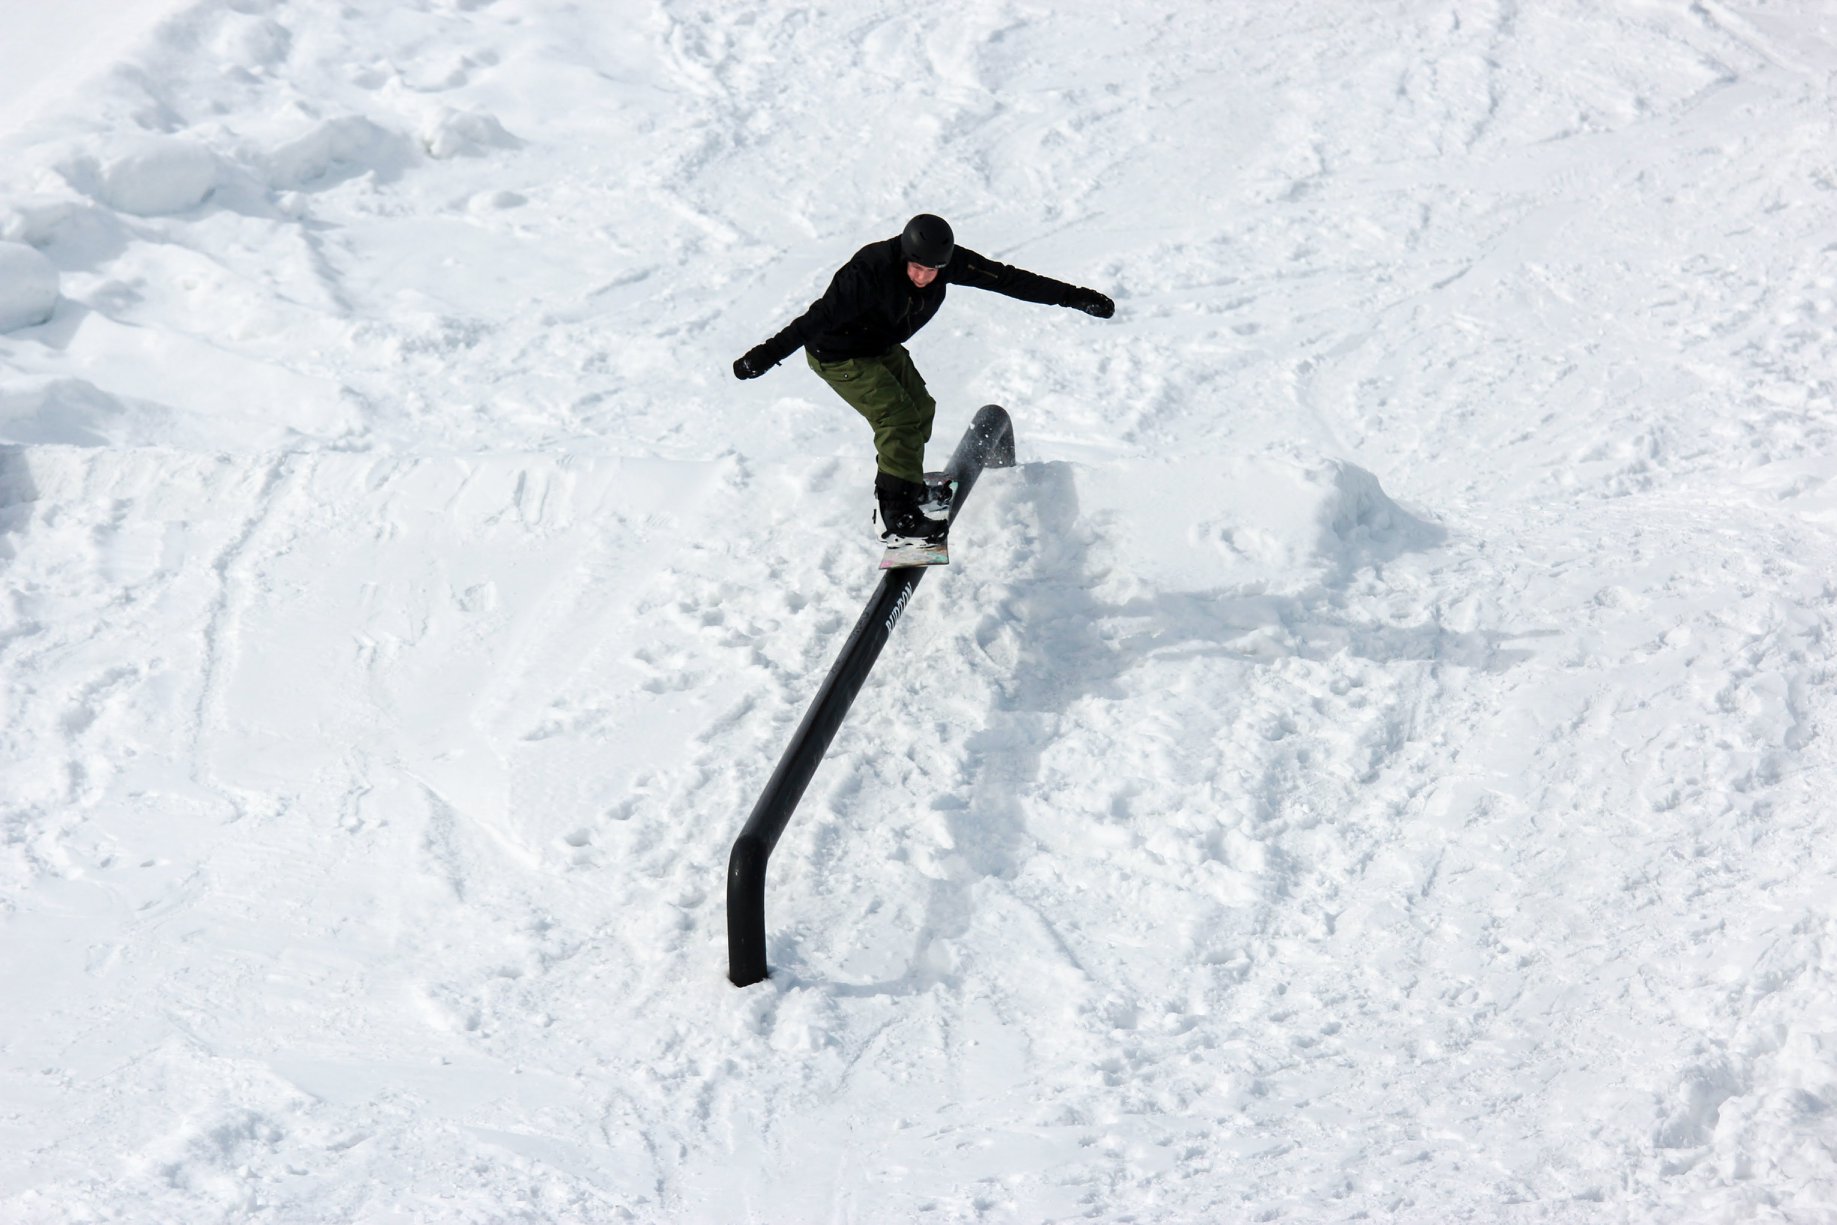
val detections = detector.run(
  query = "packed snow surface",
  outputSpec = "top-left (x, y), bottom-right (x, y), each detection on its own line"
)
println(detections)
top-left (3, 1), bottom-right (1836, 1222)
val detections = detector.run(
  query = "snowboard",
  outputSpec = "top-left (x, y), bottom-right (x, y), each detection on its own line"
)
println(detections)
top-left (878, 472), bottom-right (956, 570)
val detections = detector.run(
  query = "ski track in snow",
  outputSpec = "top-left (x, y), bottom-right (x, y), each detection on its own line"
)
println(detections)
top-left (3, 1), bottom-right (1837, 1222)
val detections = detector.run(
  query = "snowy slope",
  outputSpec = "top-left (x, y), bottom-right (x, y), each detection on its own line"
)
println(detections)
top-left (3, 1), bottom-right (1836, 1222)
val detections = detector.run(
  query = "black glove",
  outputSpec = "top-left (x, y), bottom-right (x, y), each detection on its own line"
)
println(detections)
top-left (733, 345), bottom-right (775, 380)
top-left (1066, 287), bottom-right (1115, 319)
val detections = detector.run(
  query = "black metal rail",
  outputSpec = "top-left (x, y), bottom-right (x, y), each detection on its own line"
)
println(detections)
top-left (726, 405), bottom-right (1015, 986)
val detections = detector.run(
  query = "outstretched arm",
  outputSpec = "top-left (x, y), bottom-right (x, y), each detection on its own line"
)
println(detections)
top-left (950, 247), bottom-right (1114, 318)
top-left (734, 263), bottom-right (872, 379)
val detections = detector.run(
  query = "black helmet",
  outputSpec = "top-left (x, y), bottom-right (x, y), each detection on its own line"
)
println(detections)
top-left (900, 214), bottom-right (954, 268)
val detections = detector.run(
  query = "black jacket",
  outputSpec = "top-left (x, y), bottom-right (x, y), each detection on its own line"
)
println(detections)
top-left (756, 236), bottom-right (1082, 366)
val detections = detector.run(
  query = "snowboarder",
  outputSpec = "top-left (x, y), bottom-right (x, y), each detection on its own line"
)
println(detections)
top-left (732, 214), bottom-right (1115, 545)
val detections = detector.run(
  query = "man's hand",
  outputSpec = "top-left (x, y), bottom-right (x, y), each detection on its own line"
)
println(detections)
top-left (733, 346), bottom-right (775, 380)
top-left (1067, 288), bottom-right (1115, 319)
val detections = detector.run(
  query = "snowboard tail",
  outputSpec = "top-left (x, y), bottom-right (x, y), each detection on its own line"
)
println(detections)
top-left (879, 538), bottom-right (949, 569)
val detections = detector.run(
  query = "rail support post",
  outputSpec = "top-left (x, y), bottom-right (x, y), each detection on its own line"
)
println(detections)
top-left (726, 405), bottom-right (1015, 987)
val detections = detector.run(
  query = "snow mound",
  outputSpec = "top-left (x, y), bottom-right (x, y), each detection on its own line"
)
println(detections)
top-left (420, 107), bottom-right (521, 159)
top-left (77, 135), bottom-right (219, 215)
top-left (1322, 459), bottom-right (1444, 570)
top-left (1073, 454), bottom-right (1441, 592)
top-left (257, 116), bottom-right (414, 189)
top-left (0, 194), bottom-right (88, 247)
top-left (0, 242), bottom-right (58, 331)
top-left (0, 379), bottom-right (169, 446)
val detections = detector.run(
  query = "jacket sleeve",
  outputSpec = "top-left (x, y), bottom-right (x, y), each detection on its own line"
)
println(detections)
top-left (755, 260), bottom-right (873, 366)
top-left (948, 246), bottom-right (1079, 307)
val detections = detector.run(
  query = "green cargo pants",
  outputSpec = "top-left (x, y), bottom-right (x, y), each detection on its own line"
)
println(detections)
top-left (805, 345), bottom-right (935, 485)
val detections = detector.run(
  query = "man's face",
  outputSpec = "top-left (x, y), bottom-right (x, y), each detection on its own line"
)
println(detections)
top-left (907, 261), bottom-right (940, 288)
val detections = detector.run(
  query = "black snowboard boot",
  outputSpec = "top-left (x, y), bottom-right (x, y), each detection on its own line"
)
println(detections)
top-left (874, 472), bottom-right (948, 544)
